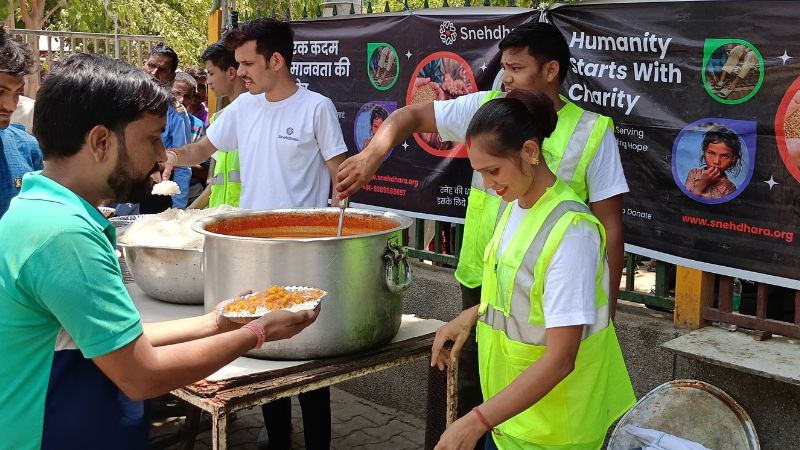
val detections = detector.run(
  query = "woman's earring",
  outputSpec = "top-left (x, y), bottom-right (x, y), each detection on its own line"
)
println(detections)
top-left (532, 156), bottom-right (539, 166)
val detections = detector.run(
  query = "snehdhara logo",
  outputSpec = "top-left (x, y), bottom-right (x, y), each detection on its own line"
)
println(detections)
top-left (439, 21), bottom-right (457, 46)
top-left (439, 21), bottom-right (512, 46)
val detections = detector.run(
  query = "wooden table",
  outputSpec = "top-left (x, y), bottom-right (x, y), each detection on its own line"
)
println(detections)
top-left (128, 284), bottom-right (457, 450)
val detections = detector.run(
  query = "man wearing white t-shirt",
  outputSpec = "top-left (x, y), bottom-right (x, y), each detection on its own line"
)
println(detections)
top-left (335, 22), bottom-right (628, 450)
top-left (162, 18), bottom-right (347, 450)
top-left (164, 19), bottom-right (347, 210)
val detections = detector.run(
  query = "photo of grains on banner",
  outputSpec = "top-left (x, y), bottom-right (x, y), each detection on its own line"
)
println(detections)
top-left (406, 51), bottom-right (477, 158)
top-left (775, 75), bottom-right (800, 183)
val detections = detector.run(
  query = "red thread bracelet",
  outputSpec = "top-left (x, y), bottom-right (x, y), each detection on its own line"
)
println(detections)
top-left (242, 322), bottom-right (265, 349)
top-left (472, 407), bottom-right (496, 434)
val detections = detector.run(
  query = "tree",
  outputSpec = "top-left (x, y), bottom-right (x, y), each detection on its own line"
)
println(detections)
top-left (3, 1), bottom-right (69, 93)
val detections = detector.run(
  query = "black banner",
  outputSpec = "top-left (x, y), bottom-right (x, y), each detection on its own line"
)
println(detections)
top-left (549, 1), bottom-right (800, 289)
top-left (291, 2), bottom-right (800, 288)
top-left (291, 9), bottom-right (538, 222)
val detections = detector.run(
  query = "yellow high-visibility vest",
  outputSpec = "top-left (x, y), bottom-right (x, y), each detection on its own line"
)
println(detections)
top-left (208, 111), bottom-right (241, 207)
top-left (477, 179), bottom-right (635, 449)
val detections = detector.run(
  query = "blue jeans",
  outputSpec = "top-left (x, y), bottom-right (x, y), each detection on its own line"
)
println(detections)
top-left (484, 433), bottom-right (498, 450)
top-left (171, 166), bottom-right (191, 209)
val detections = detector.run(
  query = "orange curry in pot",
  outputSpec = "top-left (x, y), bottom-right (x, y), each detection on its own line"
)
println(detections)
top-left (204, 212), bottom-right (397, 238)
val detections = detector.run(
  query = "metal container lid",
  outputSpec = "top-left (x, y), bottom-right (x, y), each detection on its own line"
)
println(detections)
top-left (608, 379), bottom-right (759, 450)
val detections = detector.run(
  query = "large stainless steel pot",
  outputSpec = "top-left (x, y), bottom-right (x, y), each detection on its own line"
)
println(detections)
top-left (193, 208), bottom-right (413, 359)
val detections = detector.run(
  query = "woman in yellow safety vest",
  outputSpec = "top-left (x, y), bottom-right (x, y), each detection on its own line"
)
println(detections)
top-left (430, 90), bottom-right (635, 450)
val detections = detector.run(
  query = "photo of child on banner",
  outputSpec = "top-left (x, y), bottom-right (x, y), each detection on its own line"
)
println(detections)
top-left (354, 102), bottom-right (395, 152)
top-left (672, 120), bottom-right (756, 204)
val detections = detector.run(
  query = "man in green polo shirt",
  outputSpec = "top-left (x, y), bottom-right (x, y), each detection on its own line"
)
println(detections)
top-left (0, 54), bottom-right (318, 450)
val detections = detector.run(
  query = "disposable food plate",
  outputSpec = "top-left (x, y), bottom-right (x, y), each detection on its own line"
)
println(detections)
top-left (221, 286), bottom-right (327, 319)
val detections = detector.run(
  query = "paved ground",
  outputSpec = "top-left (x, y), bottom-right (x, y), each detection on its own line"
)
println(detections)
top-left (150, 388), bottom-right (425, 450)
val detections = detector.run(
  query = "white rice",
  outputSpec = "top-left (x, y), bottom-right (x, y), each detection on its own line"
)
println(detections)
top-left (118, 205), bottom-right (239, 249)
top-left (151, 180), bottom-right (181, 196)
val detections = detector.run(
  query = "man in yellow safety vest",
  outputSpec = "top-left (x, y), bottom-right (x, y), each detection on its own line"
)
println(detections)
top-left (188, 40), bottom-right (246, 209)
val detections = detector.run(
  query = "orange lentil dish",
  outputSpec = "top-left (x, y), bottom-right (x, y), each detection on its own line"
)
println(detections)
top-left (223, 285), bottom-right (325, 315)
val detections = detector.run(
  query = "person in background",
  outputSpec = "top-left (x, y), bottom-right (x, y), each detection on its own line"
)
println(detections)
top-left (141, 42), bottom-right (192, 210)
top-left (162, 18), bottom-right (349, 449)
top-left (0, 27), bottom-right (42, 217)
top-left (185, 66), bottom-right (209, 126)
top-left (172, 71), bottom-right (210, 205)
top-left (335, 22), bottom-right (628, 449)
top-left (0, 53), bottom-right (318, 450)
top-left (11, 86), bottom-right (34, 134)
top-left (430, 90), bottom-right (635, 450)
top-left (188, 40), bottom-right (247, 209)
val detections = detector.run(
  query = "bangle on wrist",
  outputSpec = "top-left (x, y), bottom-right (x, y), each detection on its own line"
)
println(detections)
top-left (472, 407), bottom-right (501, 436)
top-left (242, 322), bottom-right (266, 350)
top-left (166, 148), bottom-right (178, 164)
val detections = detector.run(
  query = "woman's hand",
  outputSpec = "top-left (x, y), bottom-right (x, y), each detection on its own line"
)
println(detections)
top-left (431, 306), bottom-right (479, 371)
top-left (434, 412), bottom-right (487, 450)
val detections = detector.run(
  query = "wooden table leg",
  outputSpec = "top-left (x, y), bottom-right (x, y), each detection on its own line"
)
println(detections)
top-left (211, 412), bottom-right (228, 450)
top-left (446, 358), bottom-right (458, 426)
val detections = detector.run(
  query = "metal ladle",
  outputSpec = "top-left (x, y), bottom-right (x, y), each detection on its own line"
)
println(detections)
top-left (336, 197), bottom-right (350, 237)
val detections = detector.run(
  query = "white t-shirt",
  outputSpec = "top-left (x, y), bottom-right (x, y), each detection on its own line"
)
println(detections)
top-left (206, 87), bottom-right (347, 209)
top-left (434, 91), bottom-right (628, 203)
top-left (498, 200), bottom-right (606, 328)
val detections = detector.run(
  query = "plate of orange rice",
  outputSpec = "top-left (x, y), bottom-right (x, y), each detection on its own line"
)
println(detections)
top-left (221, 285), bottom-right (326, 319)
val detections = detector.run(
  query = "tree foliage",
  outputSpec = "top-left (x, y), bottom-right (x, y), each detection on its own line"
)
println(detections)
top-left (2, 0), bottom-right (565, 68)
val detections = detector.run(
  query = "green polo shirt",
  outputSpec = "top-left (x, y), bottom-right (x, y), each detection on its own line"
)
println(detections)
top-left (0, 172), bottom-right (144, 449)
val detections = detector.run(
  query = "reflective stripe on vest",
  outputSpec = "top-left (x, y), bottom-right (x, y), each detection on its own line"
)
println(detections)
top-left (479, 199), bottom-right (609, 346)
top-left (554, 112), bottom-right (596, 186)
top-left (208, 112), bottom-right (242, 207)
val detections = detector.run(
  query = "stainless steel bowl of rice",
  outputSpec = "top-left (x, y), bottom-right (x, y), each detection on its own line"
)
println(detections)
top-left (116, 206), bottom-right (238, 304)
